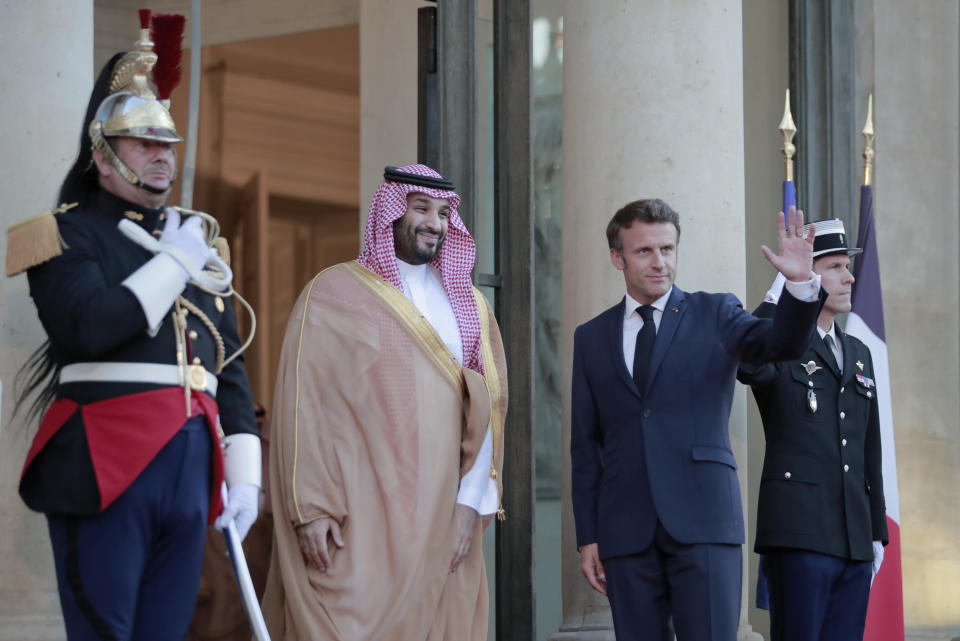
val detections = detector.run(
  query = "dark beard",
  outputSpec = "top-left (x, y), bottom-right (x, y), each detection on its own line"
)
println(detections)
top-left (394, 220), bottom-right (445, 265)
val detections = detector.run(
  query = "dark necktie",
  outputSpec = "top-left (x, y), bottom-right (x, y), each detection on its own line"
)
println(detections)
top-left (823, 334), bottom-right (842, 373)
top-left (633, 305), bottom-right (656, 392)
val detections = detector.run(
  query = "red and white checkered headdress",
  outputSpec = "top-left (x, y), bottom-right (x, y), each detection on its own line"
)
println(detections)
top-left (356, 164), bottom-right (484, 374)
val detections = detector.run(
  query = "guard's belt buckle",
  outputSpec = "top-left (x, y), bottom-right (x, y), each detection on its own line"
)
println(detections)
top-left (188, 364), bottom-right (209, 391)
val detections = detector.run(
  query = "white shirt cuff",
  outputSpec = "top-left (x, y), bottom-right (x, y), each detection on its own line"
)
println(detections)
top-left (457, 427), bottom-right (498, 515)
top-left (783, 272), bottom-right (821, 302)
top-left (122, 253), bottom-right (188, 336)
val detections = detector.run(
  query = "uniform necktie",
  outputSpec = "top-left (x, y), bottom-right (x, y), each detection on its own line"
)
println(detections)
top-left (823, 334), bottom-right (842, 374)
top-left (633, 305), bottom-right (656, 392)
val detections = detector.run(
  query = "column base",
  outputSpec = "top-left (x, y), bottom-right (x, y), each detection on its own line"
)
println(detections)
top-left (738, 621), bottom-right (765, 641)
top-left (0, 614), bottom-right (66, 641)
top-left (547, 624), bottom-right (616, 641)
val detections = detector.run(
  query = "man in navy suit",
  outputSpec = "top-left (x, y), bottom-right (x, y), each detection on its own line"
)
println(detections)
top-left (571, 199), bottom-right (823, 641)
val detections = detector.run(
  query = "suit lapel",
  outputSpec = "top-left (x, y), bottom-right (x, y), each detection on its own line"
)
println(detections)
top-left (646, 288), bottom-right (687, 391)
top-left (837, 325), bottom-right (857, 384)
top-left (811, 332), bottom-right (841, 379)
top-left (609, 298), bottom-right (640, 397)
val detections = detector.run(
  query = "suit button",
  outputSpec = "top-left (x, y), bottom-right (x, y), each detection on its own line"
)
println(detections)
top-left (189, 330), bottom-right (199, 340)
top-left (867, 391), bottom-right (873, 398)
top-left (841, 438), bottom-right (848, 447)
top-left (808, 381), bottom-right (814, 388)
top-left (784, 472), bottom-right (791, 479)
top-left (844, 464), bottom-right (850, 472)
top-left (643, 409), bottom-right (653, 418)
top-left (840, 411), bottom-right (846, 420)
top-left (840, 386), bottom-right (845, 393)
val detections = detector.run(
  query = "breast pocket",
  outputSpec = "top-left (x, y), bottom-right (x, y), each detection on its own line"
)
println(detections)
top-left (789, 363), bottom-right (828, 419)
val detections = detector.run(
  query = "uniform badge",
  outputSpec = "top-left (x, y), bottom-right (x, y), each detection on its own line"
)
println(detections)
top-left (803, 360), bottom-right (822, 375)
top-left (856, 373), bottom-right (875, 388)
top-left (807, 389), bottom-right (818, 413)
top-left (856, 360), bottom-right (864, 371)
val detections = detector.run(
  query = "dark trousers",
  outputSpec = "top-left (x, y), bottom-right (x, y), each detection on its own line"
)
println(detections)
top-left (603, 521), bottom-right (742, 641)
top-left (47, 417), bottom-right (212, 641)
top-left (766, 549), bottom-right (872, 641)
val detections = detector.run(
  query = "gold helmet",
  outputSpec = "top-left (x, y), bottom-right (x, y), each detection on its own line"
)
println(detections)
top-left (89, 10), bottom-right (184, 193)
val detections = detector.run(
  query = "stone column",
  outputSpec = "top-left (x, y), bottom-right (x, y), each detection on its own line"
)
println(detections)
top-left (358, 0), bottom-right (431, 229)
top-left (0, 2), bottom-right (93, 639)
top-left (872, 0), bottom-right (960, 635)
top-left (552, 1), bottom-right (760, 639)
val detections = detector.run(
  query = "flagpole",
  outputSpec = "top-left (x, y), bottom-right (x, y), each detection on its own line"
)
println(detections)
top-left (862, 94), bottom-right (874, 187)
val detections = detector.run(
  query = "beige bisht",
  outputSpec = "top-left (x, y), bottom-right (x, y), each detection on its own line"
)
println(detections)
top-left (262, 261), bottom-right (507, 641)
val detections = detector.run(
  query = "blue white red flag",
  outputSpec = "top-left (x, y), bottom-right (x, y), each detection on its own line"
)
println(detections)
top-left (846, 184), bottom-right (905, 641)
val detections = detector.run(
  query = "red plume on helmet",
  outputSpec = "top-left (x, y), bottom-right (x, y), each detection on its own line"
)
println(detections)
top-left (150, 13), bottom-right (185, 100)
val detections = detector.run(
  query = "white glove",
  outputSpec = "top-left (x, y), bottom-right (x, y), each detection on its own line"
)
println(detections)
top-left (871, 540), bottom-right (884, 585)
top-left (215, 482), bottom-right (259, 542)
top-left (160, 208), bottom-right (210, 278)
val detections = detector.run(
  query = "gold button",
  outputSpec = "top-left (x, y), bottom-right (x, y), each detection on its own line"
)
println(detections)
top-left (840, 411), bottom-right (846, 420)
top-left (843, 464), bottom-right (849, 472)
top-left (189, 330), bottom-right (198, 340)
top-left (808, 381), bottom-right (814, 388)
top-left (867, 391), bottom-right (872, 398)
top-left (193, 356), bottom-right (202, 365)
top-left (840, 386), bottom-right (845, 393)
top-left (841, 438), bottom-right (848, 446)
top-left (215, 296), bottom-right (225, 313)
top-left (784, 472), bottom-right (791, 479)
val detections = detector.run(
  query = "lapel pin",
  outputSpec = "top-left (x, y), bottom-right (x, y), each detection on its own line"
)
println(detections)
top-left (803, 360), bottom-right (822, 375)
top-left (672, 307), bottom-right (679, 313)
top-left (856, 360), bottom-right (864, 371)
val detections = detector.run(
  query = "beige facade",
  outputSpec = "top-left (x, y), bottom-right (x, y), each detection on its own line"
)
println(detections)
top-left (0, 1), bottom-right (957, 640)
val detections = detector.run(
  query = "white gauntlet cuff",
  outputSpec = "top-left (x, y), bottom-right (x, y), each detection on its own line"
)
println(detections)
top-left (122, 253), bottom-right (188, 336)
top-left (223, 433), bottom-right (262, 488)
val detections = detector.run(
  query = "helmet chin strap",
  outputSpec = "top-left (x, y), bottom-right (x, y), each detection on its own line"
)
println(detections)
top-left (91, 126), bottom-right (174, 196)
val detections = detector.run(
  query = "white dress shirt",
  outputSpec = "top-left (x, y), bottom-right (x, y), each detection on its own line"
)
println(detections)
top-left (396, 259), bottom-right (498, 515)
top-left (621, 275), bottom-right (822, 371)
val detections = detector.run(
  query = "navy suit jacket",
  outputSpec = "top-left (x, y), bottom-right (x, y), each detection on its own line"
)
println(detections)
top-left (571, 286), bottom-right (823, 560)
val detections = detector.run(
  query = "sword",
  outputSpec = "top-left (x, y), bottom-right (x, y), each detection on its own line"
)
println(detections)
top-left (221, 486), bottom-right (272, 641)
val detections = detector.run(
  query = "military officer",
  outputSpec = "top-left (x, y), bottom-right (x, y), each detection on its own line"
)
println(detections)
top-left (738, 219), bottom-right (888, 641)
top-left (7, 11), bottom-right (260, 641)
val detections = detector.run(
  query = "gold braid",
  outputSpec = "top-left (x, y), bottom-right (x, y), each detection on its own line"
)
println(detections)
top-left (178, 295), bottom-right (226, 374)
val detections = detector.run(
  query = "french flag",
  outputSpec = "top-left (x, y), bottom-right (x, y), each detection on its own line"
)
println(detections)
top-left (845, 183), bottom-right (905, 641)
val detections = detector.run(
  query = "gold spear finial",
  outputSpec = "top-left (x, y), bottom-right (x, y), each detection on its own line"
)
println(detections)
top-left (778, 89), bottom-right (797, 182)
top-left (862, 94), bottom-right (875, 186)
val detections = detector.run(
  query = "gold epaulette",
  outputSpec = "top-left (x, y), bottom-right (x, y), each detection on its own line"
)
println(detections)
top-left (5, 203), bottom-right (76, 277)
top-left (213, 236), bottom-right (230, 267)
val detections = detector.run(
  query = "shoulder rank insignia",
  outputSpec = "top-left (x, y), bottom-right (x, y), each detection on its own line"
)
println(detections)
top-left (856, 373), bottom-right (875, 388)
top-left (5, 203), bottom-right (76, 277)
top-left (803, 360), bottom-right (822, 375)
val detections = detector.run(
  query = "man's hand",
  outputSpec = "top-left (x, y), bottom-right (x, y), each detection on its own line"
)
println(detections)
top-left (760, 206), bottom-right (815, 282)
top-left (450, 504), bottom-right (479, 572)
top-left (296, 517), bottom-right (344, 572)
top-left (579, 543), bottom-right (607, 596)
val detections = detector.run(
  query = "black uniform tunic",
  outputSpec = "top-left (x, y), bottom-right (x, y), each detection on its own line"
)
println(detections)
top-left (22, 188), bottom-right (257, 514)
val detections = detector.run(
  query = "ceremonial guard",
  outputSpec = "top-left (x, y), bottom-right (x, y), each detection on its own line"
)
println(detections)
top-left (739, 219), bottom-right (887, 641)
top-left (7, 11), bottom-right (260, 641)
